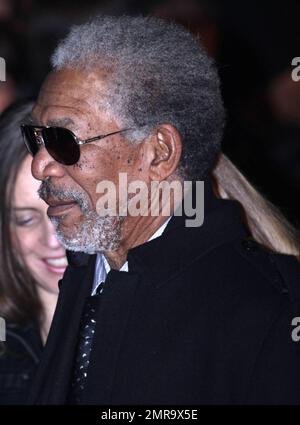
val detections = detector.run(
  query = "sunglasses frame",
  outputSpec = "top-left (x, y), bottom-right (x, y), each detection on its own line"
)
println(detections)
top-left (21, 124), bottom-right (132, 165)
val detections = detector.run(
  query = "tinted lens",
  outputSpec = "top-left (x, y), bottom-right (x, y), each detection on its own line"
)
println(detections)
top-left (21, 125), bottom-right (39, 156)
top-left (42, 127), bottom-right (80, 165)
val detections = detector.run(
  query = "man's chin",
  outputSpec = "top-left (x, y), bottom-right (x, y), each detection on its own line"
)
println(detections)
top-left (50, 212), bottom-right (122, 254)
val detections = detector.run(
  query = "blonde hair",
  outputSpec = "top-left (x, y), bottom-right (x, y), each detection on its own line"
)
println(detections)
top-left (211, 153), bottom-right (300, 258)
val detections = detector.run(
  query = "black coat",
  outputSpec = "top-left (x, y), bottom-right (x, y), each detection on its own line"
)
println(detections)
top-left (0, 322), bottom-right (42, 404)
top-left (28, 178), bottom-right (300, 404)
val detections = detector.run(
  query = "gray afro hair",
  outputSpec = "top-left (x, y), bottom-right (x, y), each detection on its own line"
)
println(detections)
top-left (51, 15), bottom-right (225, 180)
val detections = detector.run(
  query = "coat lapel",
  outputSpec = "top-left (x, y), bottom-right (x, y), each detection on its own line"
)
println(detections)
top-left (29, 255), bottom-right (96, 404)
top-left (82, 270), bottom-right (140, 404)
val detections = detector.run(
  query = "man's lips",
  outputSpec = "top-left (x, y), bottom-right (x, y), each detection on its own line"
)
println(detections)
top-left (47, 201), bottom-right (77, 217)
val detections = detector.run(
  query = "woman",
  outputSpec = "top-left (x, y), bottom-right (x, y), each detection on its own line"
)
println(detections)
top-left (0, 101), bottom-right (68, 404)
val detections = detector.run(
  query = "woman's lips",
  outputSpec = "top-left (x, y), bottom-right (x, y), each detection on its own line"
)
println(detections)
top-left (47, 202), bottom-right (77, 217)
top-left (43, 256), bottom-right (68, 275)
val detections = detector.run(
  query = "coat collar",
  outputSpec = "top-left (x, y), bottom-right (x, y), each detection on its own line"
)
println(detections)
top-left (66, 176), bottom-right (249, 286)
top-left (126, 176), bottom-right (249, 286)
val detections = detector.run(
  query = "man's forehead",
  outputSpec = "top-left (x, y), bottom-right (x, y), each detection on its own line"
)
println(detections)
top-left (30, 103), bottom-right (87, 130)
top-left (37, 72), bottom-right (95, 110)
top-left (32, 70), bottom-right (108, 125)
top-left (46, 117), bottom-right (75, 128)
top-left (40, 68), bottom-right (110, 95)
top-left (31, 68), bottom-right (118, 132)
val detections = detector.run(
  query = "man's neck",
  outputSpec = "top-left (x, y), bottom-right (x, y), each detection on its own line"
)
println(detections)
top-left (104, 213), bottom-right (172, 270)
top-left (104, 177), bottom-right (184, 270)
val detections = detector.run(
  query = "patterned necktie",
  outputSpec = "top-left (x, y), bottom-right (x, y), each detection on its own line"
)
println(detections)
top-left (68, 282), bottom-right (104, 404)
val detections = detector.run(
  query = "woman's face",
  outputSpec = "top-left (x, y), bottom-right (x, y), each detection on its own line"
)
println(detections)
top-left (11, 155), bottom-right (68, 294)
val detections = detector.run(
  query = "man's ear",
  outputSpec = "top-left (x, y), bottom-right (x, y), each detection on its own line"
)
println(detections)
top-left (145, 124), bottom-right (182, 181)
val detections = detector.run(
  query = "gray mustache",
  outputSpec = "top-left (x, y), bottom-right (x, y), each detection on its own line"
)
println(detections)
top-left (38, 180), bottom-right (89, 213)
top-left (38, 180), bottom-right (70, 202)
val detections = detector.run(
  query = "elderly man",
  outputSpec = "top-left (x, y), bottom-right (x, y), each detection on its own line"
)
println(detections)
top-left (23, 16), bottom-right (300, 404)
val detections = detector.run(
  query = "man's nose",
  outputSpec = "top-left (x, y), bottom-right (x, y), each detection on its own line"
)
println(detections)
top-left (31, 147), bottom-right (65, 181)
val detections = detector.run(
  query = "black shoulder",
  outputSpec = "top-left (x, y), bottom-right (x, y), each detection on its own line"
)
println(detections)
top-left (66, 250), bottom-right (91, 267)
top-left (58, 251), bottom-right (96, 291)
top-left (1, 322), bottom-right (42, 364)
top-left (269, 251), bottom-right (300, 314)
top-left (233, 238), bottom-right (300, 299)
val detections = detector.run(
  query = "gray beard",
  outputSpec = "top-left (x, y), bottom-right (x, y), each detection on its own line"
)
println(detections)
top-left (49, 212), bottom-right (122, 254)
top-left (39, 179), bottom-right (122, 254)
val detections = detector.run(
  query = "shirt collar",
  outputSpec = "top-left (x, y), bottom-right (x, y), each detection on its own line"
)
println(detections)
top-left (91, 217), bottom-right (171, 295)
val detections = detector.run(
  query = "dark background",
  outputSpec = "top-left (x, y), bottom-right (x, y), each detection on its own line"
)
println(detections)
top-left (1, 0), bottom-right (299, 228)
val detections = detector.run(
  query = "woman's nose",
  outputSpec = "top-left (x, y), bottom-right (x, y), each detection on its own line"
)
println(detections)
top-left (42, 218), bottom-right (63, 250)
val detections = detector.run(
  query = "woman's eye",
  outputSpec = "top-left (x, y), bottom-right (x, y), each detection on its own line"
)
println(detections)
top-left (15, 217), bottom-right (35, 226)
top-left (14, 213), bottom-right (42, 227)
top-left (12, 209), bottom-right (43, 227)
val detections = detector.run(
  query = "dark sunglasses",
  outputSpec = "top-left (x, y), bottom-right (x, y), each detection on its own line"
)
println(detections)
top-left (21, 124), bottom-right (131, 165)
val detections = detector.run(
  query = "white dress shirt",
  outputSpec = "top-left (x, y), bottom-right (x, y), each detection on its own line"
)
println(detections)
top-left (91, 217), bottom-right (171, 295)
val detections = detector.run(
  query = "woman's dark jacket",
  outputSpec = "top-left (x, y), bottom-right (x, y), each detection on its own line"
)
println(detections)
top-left (0, 322), bottom-right (42, 404)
